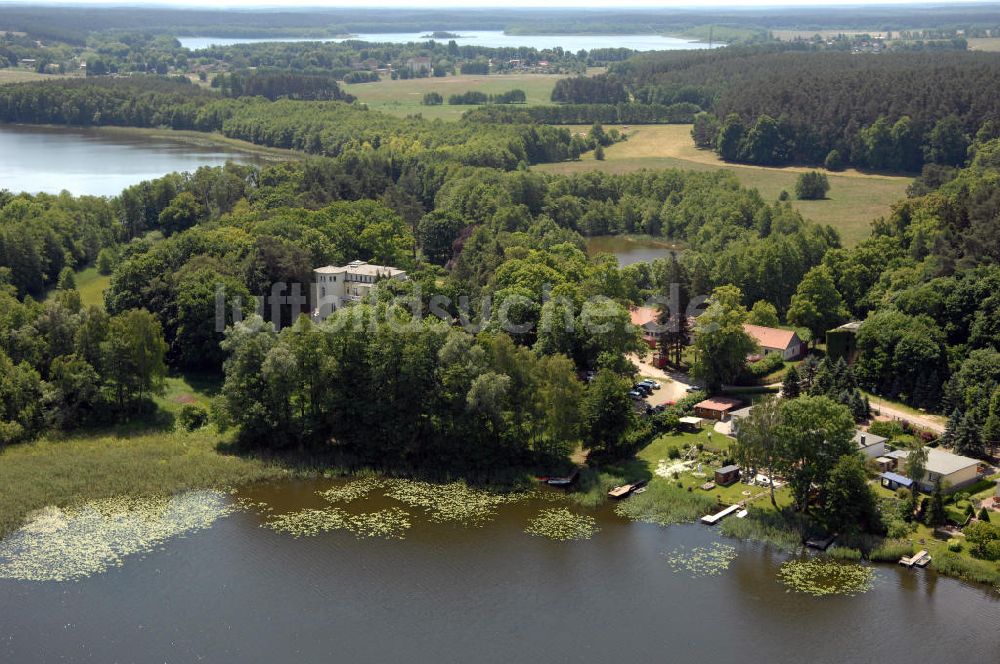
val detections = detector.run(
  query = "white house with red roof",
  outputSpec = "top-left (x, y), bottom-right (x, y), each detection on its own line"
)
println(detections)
top-left (743, 324), bottom-right (806, 361)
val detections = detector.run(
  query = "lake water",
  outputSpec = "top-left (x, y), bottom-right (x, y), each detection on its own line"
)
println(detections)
top-left (179, 31), bottom-right (716, 52)
top-left (0, 125), bottom-right (273, 197)
top-left (586, 235), bottom-right (680, 266)
top-left (1, 479), bottom-right (997, 662)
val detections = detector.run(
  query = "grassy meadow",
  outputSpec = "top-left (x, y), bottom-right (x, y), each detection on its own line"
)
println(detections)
top-left (0, 373), bottom-right (297, 540)
top-left (72, 266), bottom-right (111, 308)
top-left (535, 124), bottom-right (912, 246)
top-left (344, 73), bottom-right (564, 120)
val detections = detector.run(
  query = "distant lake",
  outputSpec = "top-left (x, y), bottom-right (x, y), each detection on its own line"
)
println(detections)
top-left (586, 235), bottom-right (681, 267)
top-left (0, 125), bottom-right (274, 197)
top-left (179, 30), bottom-right (716, 52)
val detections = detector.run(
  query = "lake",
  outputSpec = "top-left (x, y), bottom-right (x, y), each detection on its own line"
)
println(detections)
top-left (0, 125), bottom-right (275, 197)
top-left (179, 30), bottom-right (716, 52)
top-left (586, 235), bottom-right (681, 267)
top-left (1, 479), bottom-right (997, 663)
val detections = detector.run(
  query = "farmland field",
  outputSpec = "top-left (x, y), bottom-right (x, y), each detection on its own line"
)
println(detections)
top-left (535, 124), bottom-right (911, 246)
top-left (344, 73), bottom-right (565, 120)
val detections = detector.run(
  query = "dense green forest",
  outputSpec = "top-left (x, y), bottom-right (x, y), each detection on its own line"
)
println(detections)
top-left (0, 78), bottom-right (578, 168)
top-left (608, 46), bottom-right (1000, 171)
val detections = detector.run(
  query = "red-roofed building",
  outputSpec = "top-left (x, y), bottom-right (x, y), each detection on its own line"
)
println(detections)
top-left (693, 396), bottom-right (744, 421)
top-left (630, 306), bottom-right (660, 348)
top-left (743, 324), bottom-right (806, 361)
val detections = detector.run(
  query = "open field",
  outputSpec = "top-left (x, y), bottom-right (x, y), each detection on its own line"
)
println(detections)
top-left (344, 73), bottom-right (564, 120)
top-left (536, 124), bottom-right (912, 246)
top-left (967, 37), bottom-right (1000, 52)
top-left (772, 29), bottom-right (889, 40)
top-left (0, 69), bottom-right (73, 84)
top-left (72, 266), bottom-right (110, 308)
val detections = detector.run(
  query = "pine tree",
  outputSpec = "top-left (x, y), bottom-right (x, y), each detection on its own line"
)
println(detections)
top-left (941, 376), bottom-right (961, 414)
top-left (953, 411), bottom-right (984, 458)
top-left (782, 364), bottom-right (801, 399)
top-left (926, 484), bottom-right (946, 527)
top-left (812, 358), bottom-right (834, 396)
top-left (941, 408), bottom-right (962, 447)
top-left (979, 507), bottom-right (991, 522)
top-left (850, 389), bottom-right (868, 421)
top-left (800, 355), bottom-right (819, 391)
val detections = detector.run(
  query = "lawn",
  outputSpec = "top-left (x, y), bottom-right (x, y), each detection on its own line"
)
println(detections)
top-left (343, 73), bottom-right (564, 120)
top-left (0, 69), bottom-right (75, 84)
top-left (967, 37), bottom-right (1000, 52)
top-left (535, 124), bottom-right (912, 246)
top-left (0, 372), bottom-right (291, 540)
top-left (73, 266), bottom-right (111, 308)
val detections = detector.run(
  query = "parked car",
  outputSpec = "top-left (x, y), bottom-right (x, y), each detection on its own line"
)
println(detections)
top-left (634, 384), bottom-right (652, 396)
top-left (685, 385), bottom-right (701, 393)
top-left (628, 390), bottom-right (644, 400)
top-left (639, 380), bottom-right (661, 390)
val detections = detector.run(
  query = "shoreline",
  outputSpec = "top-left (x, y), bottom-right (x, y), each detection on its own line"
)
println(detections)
top-left (0, 122), bottom-right (304, 162)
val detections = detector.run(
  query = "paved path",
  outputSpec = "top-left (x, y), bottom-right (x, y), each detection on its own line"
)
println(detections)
top-left (630, 354), bottom-right (698, 405)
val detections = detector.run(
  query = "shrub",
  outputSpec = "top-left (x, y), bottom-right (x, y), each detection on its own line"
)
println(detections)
top-left (964, 520), bottom-right (1000, 560)
top-left (869, 420), bottom-right (905, 440)
top-left (795, 170), bottom-right (830, 200)
top-left (824, 148), bottom-right (845, 171)
top-left (594, 144), bottom-right (605, 161)
top-left (179, 404), bottom-right (209, 431)
top-left (667, 446), bottom-right (681, 459)
top-left (869, 540), bottom-right (915, 562)
top-left (947, 539), bottom-right (963, 552)
top-left (778, 190), bottom-right (790, 201)
top-left (828, 546), bottom-right (862, 561)
top-left (745, 353), bottom-right (784, 380)
top-left (448, 91), bottom-right (489, 105)
top-left (422, 92), bottom-right (443, 106)
top-left (96, 248), bottom-right (117, 275)
top-left (57, 266), bottom-right (76, 290)
top-left (980, 507), bottom-right (992, 522)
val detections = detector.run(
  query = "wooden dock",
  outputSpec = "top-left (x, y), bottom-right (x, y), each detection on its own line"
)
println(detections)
top-left (701, 504), bottom-right (741, 525)
top-left (899, 550), bottom-right (931, 568)
top-left (608, 484), bottom-right (634, 499)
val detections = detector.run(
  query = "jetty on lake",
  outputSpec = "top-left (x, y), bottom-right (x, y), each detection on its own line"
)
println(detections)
top-left (701, 504), bottom-right (741, 525)
top-left (608, 480), bottom-right (648, 499)
top-left (899, 550), bottom-right (932, 568)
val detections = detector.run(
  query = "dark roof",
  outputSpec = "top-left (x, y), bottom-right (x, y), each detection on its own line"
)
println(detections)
top-left (881, 472), bottom-right (913, 487)
top-left (717, 465), bottom-right (740, 474)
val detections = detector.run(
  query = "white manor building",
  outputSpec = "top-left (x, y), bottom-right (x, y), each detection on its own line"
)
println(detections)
top-left (313, 260), bottom-right (407, 321)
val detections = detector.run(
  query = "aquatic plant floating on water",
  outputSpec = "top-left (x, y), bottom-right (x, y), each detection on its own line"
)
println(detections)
top-left (776, 559), bottom-right (874, 597)
top-left (664, 542), bottom-right (738, 578)
top-left (0, 491), bottom-right (234, 582)
top-left (317, 478), bottom-right (385, 505)
top-left (263, 506), bottom-right (411, 540)
top-left (524, 508), bottom-right (599, 541)
top-left (384, 479), bottom-right (529, 526)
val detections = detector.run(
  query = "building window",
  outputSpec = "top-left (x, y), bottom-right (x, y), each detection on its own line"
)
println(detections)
top-left (321, 287), bottom-right (326, 298)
